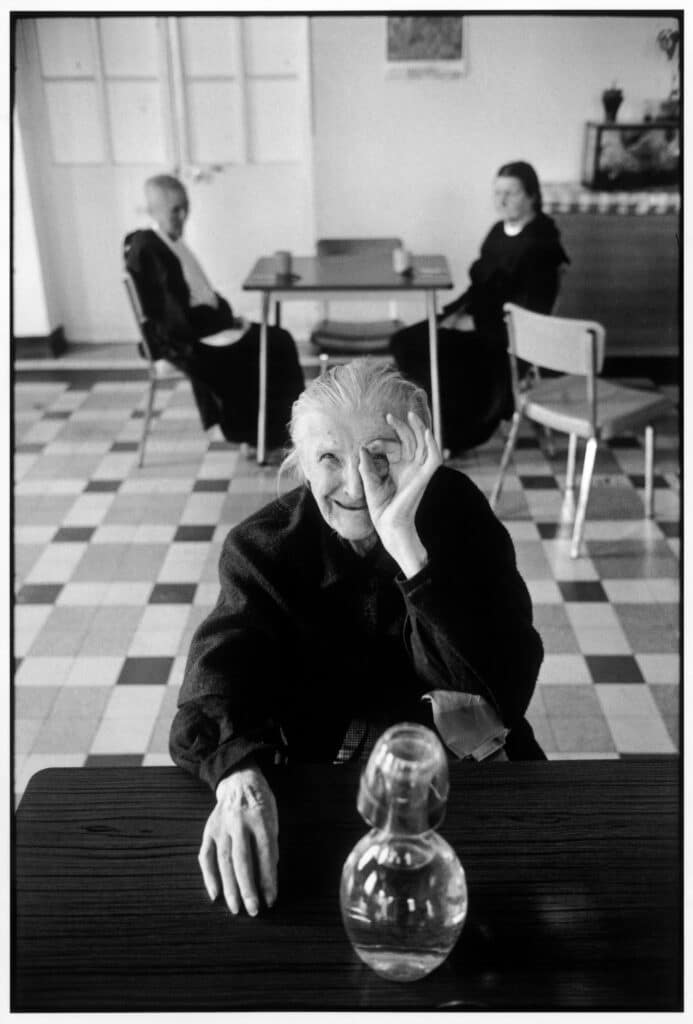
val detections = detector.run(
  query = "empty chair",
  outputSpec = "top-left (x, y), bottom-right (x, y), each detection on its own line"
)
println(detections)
top-left (490, 303), bottom-right (673, 558)
top-left (310, 238), bottom-right (405, 371)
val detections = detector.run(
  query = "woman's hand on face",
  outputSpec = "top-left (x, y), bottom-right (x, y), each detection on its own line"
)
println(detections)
top-left (359, 411), bottom-right (442, 578)
top-left (199, 765), bottom-right (279, 916)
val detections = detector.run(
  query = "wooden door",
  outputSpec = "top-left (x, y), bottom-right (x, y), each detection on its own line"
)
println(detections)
top-left (14, 15), bottom-right (316, 344)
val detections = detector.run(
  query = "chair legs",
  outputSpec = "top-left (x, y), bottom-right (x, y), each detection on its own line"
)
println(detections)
top-left (138, 375), bottom-right (156, 468)
top-left (644, 424), bottom-right (655, 518)
top-left (565, 433), bottom-right (578, 491)
top-left (490, 411), bottom-right (521, 511)
top-left (570, 437), bottom-right (597, 558)
top-left (560, 433), bottom-right (578, 522)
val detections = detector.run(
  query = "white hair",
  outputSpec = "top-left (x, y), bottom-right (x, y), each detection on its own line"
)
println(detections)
top-left (278, 358), bottom-right (432, 488)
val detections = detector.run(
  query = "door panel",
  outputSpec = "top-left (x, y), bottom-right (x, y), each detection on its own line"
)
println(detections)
top-left (99, 17), bottom-right (159, 76)
top-left (244, 16), bottom-right (304, 74)
top-left (36, 17), bottom-right (94, 76)
top-left (107, 81), bottom-right (168, 164)
top-left (178, 17), bottom-right (241, 77)
top-left (44, 80), bottom-right (105, 163)
top-left (16, 14), bottom-right (316, 343)
top-left (185, 81), bottom-right (244, 164)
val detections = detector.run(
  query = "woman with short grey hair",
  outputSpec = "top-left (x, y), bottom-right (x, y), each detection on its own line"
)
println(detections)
top-left (170, 358), bottom-right (544, 919)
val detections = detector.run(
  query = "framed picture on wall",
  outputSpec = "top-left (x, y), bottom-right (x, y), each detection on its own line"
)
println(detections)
top-left (385, 16), bottom-right (466, 79)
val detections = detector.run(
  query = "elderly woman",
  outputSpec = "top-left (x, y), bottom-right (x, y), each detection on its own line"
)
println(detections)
top-left (170, 359), bottom-right (544, 918)
top-left (391, 160), bottom-right (570, 452)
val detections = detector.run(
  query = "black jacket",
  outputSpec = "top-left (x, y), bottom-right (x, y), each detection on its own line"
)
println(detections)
top-left (443, 212), bottom-right (570, 342)
top-left (124, 228), bottom-right (237, 371)
top-left (170, 467), bottom-right (545, 789)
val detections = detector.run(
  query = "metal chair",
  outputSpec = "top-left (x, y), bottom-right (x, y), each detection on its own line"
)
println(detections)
top-left (490, 302), bottom-right (673, 558)
top-left (122, 271), bottom-right (186, 467)
top-left (310, 238), bottom-right (405, 373)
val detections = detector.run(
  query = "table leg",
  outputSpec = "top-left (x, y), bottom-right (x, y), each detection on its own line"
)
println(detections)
top-left (257, 291), bottom-right (270, 464)
top-left (426, 291), bottom-right (442, 450)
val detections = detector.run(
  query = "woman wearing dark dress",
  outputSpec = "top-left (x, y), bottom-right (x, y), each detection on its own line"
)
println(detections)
top-left (170, 359), bottom-right (544, 918)
top-left (390, 161), bottom-right (570, 453)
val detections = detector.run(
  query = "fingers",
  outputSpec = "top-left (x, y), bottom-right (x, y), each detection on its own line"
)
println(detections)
top-left (358, 445), bottom-right (379, 487)
top-left (252, 814), bottom-right (279, 908)
top-left (387, 411), bottom-right (440, 472)
top-left (406, 411), bottom-right (427, 461)
top-left (217, 834), bottom-right (243, 914)
top-left (423, 424), bottom-right (443, 469)
top-left (230, 820), bottom-right (261, 916)
top-left (200, 801), bottom-right (279, 916)
top-left (406, 412), bottom-right (442, 471)
top-left (385, 413), bottom-right (416, 461)
top-left (198, 827), bottom-right (220, 902)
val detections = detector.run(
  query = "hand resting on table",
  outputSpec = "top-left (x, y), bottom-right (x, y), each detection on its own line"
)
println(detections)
top-left (199, 764), bottom-right (279, 916)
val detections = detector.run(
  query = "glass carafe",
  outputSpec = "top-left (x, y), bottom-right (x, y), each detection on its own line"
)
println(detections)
top-left (339, 722), bottom-right (468, 982)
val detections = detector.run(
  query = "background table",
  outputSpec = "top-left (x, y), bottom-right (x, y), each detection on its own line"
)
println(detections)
top-left (243, 253), bottom-right (453, 462)
top-left (13, 760), bottom-right (681, 1011)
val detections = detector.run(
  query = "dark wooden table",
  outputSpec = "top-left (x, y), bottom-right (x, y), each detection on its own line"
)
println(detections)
top-left (243, 252), bottom-right (453, 462)
top-left (13, 760), bottom-right (681, 1011)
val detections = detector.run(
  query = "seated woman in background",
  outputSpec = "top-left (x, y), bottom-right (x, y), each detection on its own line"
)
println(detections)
top-left (390, 160), bottom-right (570, 453)
top-left (169, 359), bottom-right (544, 918)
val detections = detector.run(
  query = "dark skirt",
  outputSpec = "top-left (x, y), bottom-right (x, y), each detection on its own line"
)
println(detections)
top-left (390, 322), bottom-right (513, 454)
top-left (190, 323), bottom-right (304, 448)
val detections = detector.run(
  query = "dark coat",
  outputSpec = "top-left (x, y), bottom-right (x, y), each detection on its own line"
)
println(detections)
top-left (123, 229), bottom-right (304, 443)
top-left (390, 213), bottom-right (570, 452)
top-left (124, 229), bottom-right (236, 369)
top-left (169, 466), bottom-right (545, 790)
top-left (124, 228), bottom-right (234, 429)
top-left (442, 211), bottom-right (571, 343)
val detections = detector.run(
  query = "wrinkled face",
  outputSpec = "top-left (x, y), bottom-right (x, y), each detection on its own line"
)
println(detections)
top-left (493, 175), bottom-right (535, 225)
top-left (148, 185), bottom-right (189, 240)
top-left (297, 407), bottom-right (402, 547)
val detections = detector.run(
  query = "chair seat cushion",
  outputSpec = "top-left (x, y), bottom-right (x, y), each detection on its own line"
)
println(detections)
top-left (310, 318), bottom-right (404, 354)
top-left (522, 375), bottom-right (674, 439)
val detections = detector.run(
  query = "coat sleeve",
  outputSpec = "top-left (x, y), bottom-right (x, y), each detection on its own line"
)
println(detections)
top-left (125, 234), bottom-right (199, 363)
top-left (396, 472), bottom-right (544, 729)
top-left (169, 528), bottom-right (292, 790)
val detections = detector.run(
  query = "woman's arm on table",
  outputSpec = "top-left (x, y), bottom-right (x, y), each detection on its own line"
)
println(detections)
top-left (170, 525), bottom-right (292, 916)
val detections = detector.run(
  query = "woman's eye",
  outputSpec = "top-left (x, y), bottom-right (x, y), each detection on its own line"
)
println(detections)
top-left (371, 453), bottom-right (389, 474)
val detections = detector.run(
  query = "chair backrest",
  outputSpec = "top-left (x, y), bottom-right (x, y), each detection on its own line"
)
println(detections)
top-left (316, 237), bottom-right (402, 258)
top-left (316, 238), bottom-right (403, 321)
top-left (504, 303), bottom-right (606, 375)
top-left (504, 303), bottom-right (606, 431)
top-left (123, 270), bottom-right (155, 363)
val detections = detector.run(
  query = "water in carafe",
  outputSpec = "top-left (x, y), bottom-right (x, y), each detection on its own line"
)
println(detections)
top-left (340, 723), bottom-right (468, 982)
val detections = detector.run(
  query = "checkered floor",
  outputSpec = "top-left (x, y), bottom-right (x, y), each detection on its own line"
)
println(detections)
top-left (13, 368), bottom-right (680, 807)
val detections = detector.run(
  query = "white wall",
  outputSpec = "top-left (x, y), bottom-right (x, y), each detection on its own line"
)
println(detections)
top-left (13, 110), bottom-right (51, 337)
top-left (310, 14), bottom-right (678, 315)
top-left (14, 14), bottom-right (679, 343)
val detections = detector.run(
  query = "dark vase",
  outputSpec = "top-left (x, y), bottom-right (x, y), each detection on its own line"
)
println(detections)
top-left (602, 88), bottom-right (624, 123)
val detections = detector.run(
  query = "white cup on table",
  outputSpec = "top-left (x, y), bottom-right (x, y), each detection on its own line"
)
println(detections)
top-left (275, 250), bottom-right (293, 277)
top-left (393, 246), bottom-right (413, 275)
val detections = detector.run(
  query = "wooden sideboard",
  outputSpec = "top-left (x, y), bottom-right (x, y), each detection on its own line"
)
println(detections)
top-left (544, 185), bottom-right (679, 360)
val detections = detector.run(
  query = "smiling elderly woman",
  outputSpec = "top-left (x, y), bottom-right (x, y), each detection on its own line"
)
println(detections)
top-left (170, 359), bottom-right (544, 918)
